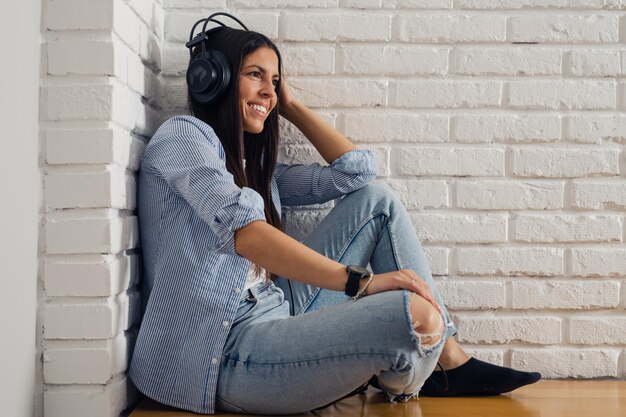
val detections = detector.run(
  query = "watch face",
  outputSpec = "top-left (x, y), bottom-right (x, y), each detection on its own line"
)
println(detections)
top-left (348, 265), bottom-right (370, 276)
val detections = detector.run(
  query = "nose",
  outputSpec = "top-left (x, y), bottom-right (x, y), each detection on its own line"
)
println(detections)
top-left (259, 78), bottom-right (276, 99)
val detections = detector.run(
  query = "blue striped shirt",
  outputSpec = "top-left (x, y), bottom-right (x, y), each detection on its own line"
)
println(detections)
top-left (129, 115), bottom-right (377, 414)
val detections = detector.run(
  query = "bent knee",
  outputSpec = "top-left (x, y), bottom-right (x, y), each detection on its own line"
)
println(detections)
top-left (409, 294), bottom-right (443, 347)
top-left (359, 183), bottom-right (397, 200)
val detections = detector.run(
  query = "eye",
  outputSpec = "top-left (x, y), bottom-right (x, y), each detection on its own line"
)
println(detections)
top-left (272, 78), bottom-right (279, 87)
top-left (248, 71), bottom-right (262, 79)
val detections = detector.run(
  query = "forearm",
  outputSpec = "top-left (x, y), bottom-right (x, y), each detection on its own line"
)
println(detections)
top-left (235, 220), bottom-right (348, 291)
top-left (280, 99), bottom-right (356, 164)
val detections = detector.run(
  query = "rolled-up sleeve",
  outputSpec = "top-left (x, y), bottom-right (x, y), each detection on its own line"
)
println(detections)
top-left (145, 122), bottom-right (266, 256)
top-left (274, 148), bottom-right (377, 207)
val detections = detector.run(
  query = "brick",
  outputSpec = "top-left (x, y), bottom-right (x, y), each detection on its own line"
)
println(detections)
top-left (423, 247), bottom-right (449, 276)
top-left (396, 146), bottom-right (505, 176)
top-left (392, 80), bottom-right (502, 108)
top-left (237, 11), bottom-right (280, 39)
top-left (44, 84), bottom-right (113, 121)
top-left (114, 1), bottom-right (162, 68)
top-left (570, 50), bottom-right (621, 76)
top-left (160, 77), bottom-right (188, 111)
top-left (280, 144), bottom-right (327, 166)
top-left (46, 0), bottom-right (113, 30)
top-left (459, 348), bottom-right (504, 366)
top-left (512, 147), bottom-right (619, 177)
top-left (234, 0), bottom-right (338, 7)
top-left (166, 12), bottom-right (278, 42)
top-left (511, 349), bottom-right (619, 378)
top-left (43, 335), bottom-right (129, 384)
top-left (113, 40), bottom-right (162, 99)
top-left (342, 0), bottom-right (453, 7)
top-left (456, 247), bottom-right (563, 276)
top-left (436, 280), bottom-right (506, 310)
top-left (384, 179), bottom-right (448, 210)
top-left (44, 376), bottom-right (136, 417)
top-left (566, 114), bottom-right (626, 143)
top-left (571, 248), bottom-right (626, 276)
top-left (398, 15), bottom-right (505, 43)
top-left (164, 0), bottom-right (225, 8)
top-left (570, 317), bottom-right (626, 344)
top-left (508, 81), bottom-right (616, 110)
top-left (46, 129), bottom-right (114, 165)
top-left (45, 128), bottom-right (145, 170)
top-left (340, 45), bottom-right (448, 75)
top-left (44, 292), bottom-right (140, 340)
top-left (458, 0), bottom-right (568, 8)
top-left (368, 146), bottom-right (391, 177)
top-left (456, 316), bottom-right (561, 344)
top-left (344, 113), bottom-right (449, 143)
top-left (453, 114), bottom-right (561, 143)
top-left (571, 179), bottom-right (626, 209)
top-left (512, 280), bottom-right (620, 309)
top-left (455, 48), bottom-right (561, 75)
top-left (456, 180), bottom-right (564, 210)
top-left (126, 0), bottom-right (165, 36)
top-left (279, 45), bottom-right (335, 76)
top-left (111, 82), bottom-right (155, 134)
top-left (46, 214), bottom-right (138, 255)
top-left (514, 214), bottom-right (622, 243)
top-left (44, 255), bottom-right (138, 297)
top-left (508, 15), bottom-right (619, 43)
top-left (290, 78), bottom-right (387, 108)
top-left (45, 168), bottom-right (135, 210)
top-left (47, 40), bottom-right (115, 75)
top-left (281, 12), bottom-right (391, 41)
top-left (461, 0), bottom-right (626, 8)
top-left (410, 213), bottom-right (507, 244)
top-left (280, 112), bottom-right (336, 145)
top-left (162, 44), bottom-right (188, 76)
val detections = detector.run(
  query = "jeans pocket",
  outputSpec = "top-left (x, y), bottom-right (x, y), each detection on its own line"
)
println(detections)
top-left (233, 297), bottom-right (259, 325)
top-left (215, 394), bottom-right (249, 414)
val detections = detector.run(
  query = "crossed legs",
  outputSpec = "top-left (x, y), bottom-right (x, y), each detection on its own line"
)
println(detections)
top-left (276, 183), bottom-right (540, 397)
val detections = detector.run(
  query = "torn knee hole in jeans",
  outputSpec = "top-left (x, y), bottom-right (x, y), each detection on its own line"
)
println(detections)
top-left (409, 292), bottom-right (444, 351)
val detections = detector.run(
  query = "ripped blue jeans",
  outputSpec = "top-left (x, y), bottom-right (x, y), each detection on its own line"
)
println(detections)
top-left (215, 184), bottom-right (457, 415)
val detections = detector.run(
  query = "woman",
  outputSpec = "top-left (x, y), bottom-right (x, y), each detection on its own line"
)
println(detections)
top-left (130, 14), bottom-right (541, 415)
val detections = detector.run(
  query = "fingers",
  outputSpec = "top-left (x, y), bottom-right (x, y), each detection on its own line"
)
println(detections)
top-left (400, 269), bottom-right (442, 313)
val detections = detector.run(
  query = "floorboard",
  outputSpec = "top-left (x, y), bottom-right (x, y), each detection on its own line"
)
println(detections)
top-left (130, 380), bottom-right (626, 417)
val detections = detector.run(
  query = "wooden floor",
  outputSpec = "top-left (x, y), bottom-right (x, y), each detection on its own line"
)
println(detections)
top-left (130, 380), bottom-right (626, 417)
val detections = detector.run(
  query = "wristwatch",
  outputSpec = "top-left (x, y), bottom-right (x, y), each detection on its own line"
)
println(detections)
top-left (344, 265), bottom-right (371, 297)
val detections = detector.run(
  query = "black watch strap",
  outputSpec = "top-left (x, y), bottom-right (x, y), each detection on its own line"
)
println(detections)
top-left (345, 265), bottom-right (370, 297)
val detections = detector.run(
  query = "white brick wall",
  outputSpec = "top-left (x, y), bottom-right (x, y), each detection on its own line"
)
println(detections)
top-left (38, 1), bottom-right (626, 416)
top-left (160, 0), bottom-right (626, 384)
top-left (41, 0), bottom-right (163, 416)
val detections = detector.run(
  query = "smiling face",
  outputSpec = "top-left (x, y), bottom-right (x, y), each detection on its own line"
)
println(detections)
top-left (238, 46), bottom-right (280, 134)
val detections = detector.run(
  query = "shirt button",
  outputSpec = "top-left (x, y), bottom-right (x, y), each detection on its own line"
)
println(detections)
top-left (234, 288), bottom-right (241, 294)
top-left (223, 321), bottom-right (230, 327)
top-left (211, 358), bottom-right (218, 365)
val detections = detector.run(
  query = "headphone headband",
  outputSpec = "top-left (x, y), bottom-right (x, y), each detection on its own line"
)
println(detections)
top-left (186, 12), bottom-right (249, 55)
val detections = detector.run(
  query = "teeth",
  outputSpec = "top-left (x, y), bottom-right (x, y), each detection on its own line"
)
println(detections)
top-left (249, 104), bottom-right (267, 114)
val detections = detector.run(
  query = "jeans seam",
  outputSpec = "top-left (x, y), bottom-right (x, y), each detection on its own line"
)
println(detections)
top-left (221, 350), bottom-right (414, 368)
top-left (297, 210), bottom-right (390, 315)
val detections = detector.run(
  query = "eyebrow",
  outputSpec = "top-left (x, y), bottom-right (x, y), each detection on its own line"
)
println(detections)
top-left (242, 64), bottom-right (280, 78)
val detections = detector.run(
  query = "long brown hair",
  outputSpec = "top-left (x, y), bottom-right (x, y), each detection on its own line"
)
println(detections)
top-left (188, 27), bottom-right (283, 232)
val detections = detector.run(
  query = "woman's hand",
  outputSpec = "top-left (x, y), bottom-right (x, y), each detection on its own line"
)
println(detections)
top-left (278, 76), bottom-right (296, 118)
top-left (364, 269), bottom-right (443, 313)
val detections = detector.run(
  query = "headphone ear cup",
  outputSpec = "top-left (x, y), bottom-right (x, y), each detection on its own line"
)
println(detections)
top-left (186, 49), bottom-right (232, 104)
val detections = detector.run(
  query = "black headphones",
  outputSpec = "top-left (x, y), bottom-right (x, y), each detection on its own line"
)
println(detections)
top-left (185, 12), bottom-right (249, 104)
